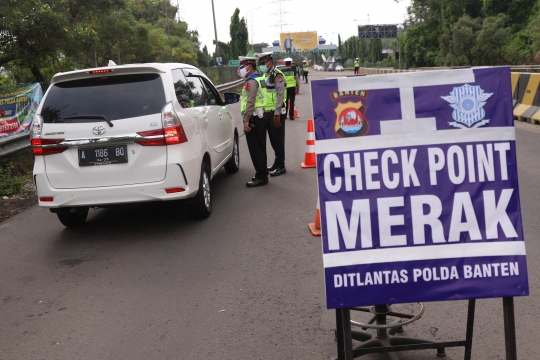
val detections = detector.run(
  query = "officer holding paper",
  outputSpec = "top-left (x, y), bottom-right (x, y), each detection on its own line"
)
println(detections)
top-left (282, 57), bottom-right (300, 121)
top-left (238, 56), bottom-right (269, 187)
top-left (256, 52), bottom-right (287, 177)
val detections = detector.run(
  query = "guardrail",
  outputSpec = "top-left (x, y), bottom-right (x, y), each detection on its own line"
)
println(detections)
top-left (0, 78), bottom-right (245, 160)
top-left (216, 78), bottom-right (244, 91)
top-left (0, 132), bottom-right (30, 160)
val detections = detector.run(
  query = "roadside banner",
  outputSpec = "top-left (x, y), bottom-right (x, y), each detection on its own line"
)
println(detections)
top-left (0, 83), bottom-right (42, 138)
top-left (311, 67), bottom-right (529, 309)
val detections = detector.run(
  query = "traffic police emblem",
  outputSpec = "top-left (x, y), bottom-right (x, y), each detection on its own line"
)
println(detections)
top-left (334, 101), bottom-right (369, 137)
top-left (441, 84), bottom-right (493, 129)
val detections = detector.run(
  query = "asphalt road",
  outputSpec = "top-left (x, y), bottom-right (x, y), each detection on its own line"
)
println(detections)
top-left (1, 70), bottom-right (539, 360)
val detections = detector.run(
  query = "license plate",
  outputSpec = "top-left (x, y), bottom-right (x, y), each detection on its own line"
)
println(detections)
top-left (78, 146), bottom-right (128, 166)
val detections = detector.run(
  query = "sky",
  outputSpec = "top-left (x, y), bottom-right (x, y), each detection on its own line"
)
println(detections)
top-left (175, 0), bottom-right (411, 55)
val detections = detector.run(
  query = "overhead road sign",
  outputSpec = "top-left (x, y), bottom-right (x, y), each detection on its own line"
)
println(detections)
top-left (311, 66), bottom-right (529, 309)
top-left (358, 24), bottom-right (398, 39)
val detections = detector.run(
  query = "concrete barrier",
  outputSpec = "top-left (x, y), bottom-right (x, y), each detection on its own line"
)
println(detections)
top-left (511, 72), bottom-right (520, 107)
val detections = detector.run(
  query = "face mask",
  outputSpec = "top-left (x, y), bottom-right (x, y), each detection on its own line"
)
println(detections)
top-left (239, 67), bottom-right (248, 78)
top-left (259, 65), bottom-right (268, 74)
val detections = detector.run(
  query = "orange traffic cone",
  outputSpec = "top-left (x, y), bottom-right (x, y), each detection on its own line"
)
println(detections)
top-left (301, 119), bottom-right (316, 168)
top-left (294, 104), bottom-right (300, 118)
top-left (308, 197), bottom-right (322, 236)
top-left (295, 87), bottom-right (299, 95)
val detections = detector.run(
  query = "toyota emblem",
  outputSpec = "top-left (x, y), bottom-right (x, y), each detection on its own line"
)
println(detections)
top-left (92, 125), bottom-right (106, 135)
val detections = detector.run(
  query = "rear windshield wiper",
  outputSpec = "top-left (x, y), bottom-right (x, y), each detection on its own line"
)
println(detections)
top-left (62, 115), bottom-right (114, 127)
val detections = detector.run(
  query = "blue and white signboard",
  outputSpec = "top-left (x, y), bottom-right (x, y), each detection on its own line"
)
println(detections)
top-left (311, 67), bottom-right (529, 309)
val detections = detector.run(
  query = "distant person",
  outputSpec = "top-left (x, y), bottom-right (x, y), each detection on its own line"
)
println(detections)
top-left (282, 57), bottom-right (300, 121)
top-left (303, 60), bottom-right (309, 83)
top-left (354, 58), bottom-right (360, 74)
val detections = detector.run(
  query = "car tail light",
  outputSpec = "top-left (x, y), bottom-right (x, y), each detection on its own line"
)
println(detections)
top-left (30, 114), bottom-right (67, 156)
top-left (31, 138), bottom-right (67, 156)
top-left (165, 187), bottom-right (185, 194)
top-left (135, 102), bottom-right (187, 146)
top-left (39, 197), bottom-right (54, 202)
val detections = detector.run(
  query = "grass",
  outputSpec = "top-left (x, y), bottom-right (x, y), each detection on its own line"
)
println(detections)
top-left (0, 148), bottom-right (34, 201)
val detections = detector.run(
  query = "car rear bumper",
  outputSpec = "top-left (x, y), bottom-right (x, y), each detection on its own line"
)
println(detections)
top-left (34, 153), bottom-right (201, 208)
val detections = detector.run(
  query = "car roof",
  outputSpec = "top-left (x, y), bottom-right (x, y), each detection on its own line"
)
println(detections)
top-left (51, 63), bottom-right (199, 85)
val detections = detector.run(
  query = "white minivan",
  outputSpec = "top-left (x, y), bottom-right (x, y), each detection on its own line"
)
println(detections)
top-left (32, 63), bottom-right (241, 227)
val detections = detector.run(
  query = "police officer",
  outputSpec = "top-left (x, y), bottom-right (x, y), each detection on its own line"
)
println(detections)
top-left (302, 60), bottom-right (309, 83)
top-left (256, 52), bottom-right (287, 177)
top-left (238, 56), bottom-right (269, 187)
top-left (282, 57), bottom-right (300, 121)
top-left (354, 58), bottom-right (360, 74)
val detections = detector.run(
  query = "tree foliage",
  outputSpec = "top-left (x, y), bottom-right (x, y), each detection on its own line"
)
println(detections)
top-left (229, 8), bottom-right (248, 59)
top-left (0, 0), bottom-right (206, 84)
top-left (396, 0), bottom-right (540, 67)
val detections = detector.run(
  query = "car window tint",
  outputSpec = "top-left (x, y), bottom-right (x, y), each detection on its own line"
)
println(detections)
top-left (41, 74), bottom-right (165, 123)
top-left (187, 77), bottom-right (209, 107)
top-left (172, 68), bottom-right (196, 109)
top-left (199, 78), bottom-right (221, 106)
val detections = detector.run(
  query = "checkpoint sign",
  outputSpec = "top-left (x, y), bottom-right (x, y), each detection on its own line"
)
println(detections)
top-left (311, 67), bottom-right (529, 309)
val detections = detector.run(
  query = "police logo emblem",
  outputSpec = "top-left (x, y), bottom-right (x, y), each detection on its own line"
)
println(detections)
top-left (334, 101), bottom-right (369, 137)
top-left (441, 84), bottom-right (493, 129)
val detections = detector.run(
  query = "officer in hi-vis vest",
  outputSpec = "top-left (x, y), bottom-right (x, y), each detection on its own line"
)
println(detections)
top-left (302, 60), bottom-right (309, 83)
top-left (238, 56), bottom-right (269, 187)
top-left (354, 58), bottom-right (360, 74)
top-left (256, 52), bottom-right (287, 177)
top-left (282, 57), bottom-right (300, 121)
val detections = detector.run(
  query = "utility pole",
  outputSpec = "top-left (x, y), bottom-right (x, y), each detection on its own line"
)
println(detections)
top-left (164, 0), bottom-right (172, 62)
top-left (272, 0), bottom-right (289, 34)
top-left (211, 0), bottom-right (220, 58)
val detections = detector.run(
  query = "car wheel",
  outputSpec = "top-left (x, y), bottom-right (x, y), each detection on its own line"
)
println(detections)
top-left (57, 207), bottom-right (89, 227)
top-left (190, 161), bottom-right (212, 218)
top-left (224, 134), bottom-right (240, 174)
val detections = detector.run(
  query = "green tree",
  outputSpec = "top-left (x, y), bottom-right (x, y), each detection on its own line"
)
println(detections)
top-left (476, 14), bottom-right (511, 64)
top-left (229, 8), bottom-right (248, 58)
top-left (338, 34), bottom-right (343, 59)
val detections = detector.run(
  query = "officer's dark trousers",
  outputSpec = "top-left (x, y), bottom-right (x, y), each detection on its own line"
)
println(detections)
top-left (303, 71), bottom-right (309, 83)
top-left (266, 111), bottom-right (286, 169)
top-left (245, 115), bottom-right (268, 180)
top-left (285, 87), bottom-right (296, 120)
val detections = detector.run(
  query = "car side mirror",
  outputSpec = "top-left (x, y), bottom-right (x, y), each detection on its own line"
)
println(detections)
top-left (224, 92), bottom-right (240, 104)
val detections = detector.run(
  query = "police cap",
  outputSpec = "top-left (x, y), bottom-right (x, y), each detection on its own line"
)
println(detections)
top-left (256, 52), bottom-right (273, 65)
top-left (284, 57), bottom-right (293, 63)
top-left (238, 56), bottom-right (257, 67)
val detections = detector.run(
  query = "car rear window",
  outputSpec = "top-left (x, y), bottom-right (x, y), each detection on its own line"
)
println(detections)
top-left (41, 74), bottom-right (166, 123)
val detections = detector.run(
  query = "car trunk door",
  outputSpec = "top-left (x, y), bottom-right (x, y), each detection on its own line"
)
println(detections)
top-left (40, 73), bottom-right (168, 189)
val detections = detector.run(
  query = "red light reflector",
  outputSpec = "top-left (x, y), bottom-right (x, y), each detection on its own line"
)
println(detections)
top-left (40, 197), bottom-right (54, 202)
top-left (89, 69), bottom-right (112, 74)
top-left (31, 138), bottom-right (66, 156)
top-left (165, 188), bottom-right (185, 194)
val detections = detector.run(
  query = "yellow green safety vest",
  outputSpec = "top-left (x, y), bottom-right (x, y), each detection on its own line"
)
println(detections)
top-left (240, 76), bottom-right (266, 115)
top-left (281, 67), bottom-right (297, 88)
top-left (263, 68), bottom-right (286, 111)
top-left (303, 65), bottom-right (309, 72)
top-left (354, 61), bottom-right (360, 67)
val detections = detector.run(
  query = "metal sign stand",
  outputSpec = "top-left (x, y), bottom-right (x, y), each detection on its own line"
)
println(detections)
top-left (333, 300), bottom-right (476, 360)
top-left (503, 297), bottom-right (517, 360)
top-left (333, 297), bottom-right (518, 359)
